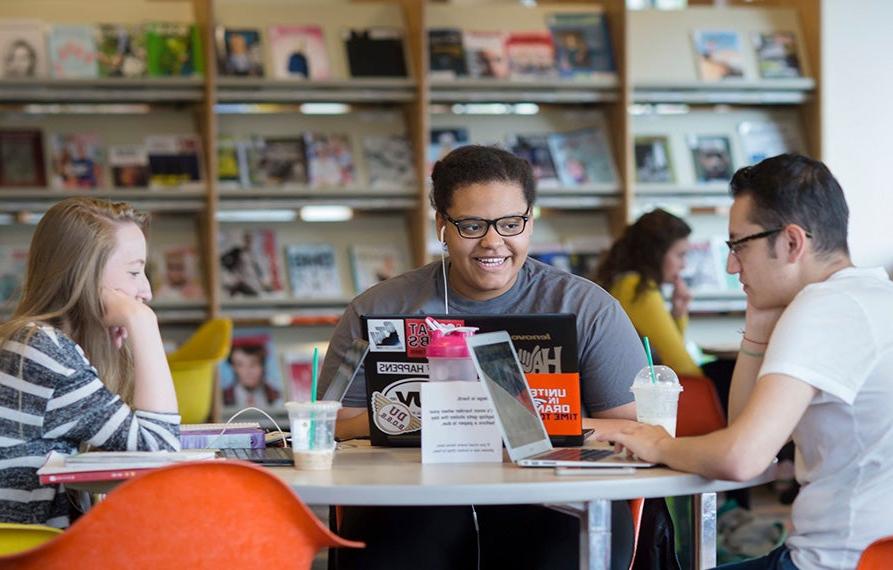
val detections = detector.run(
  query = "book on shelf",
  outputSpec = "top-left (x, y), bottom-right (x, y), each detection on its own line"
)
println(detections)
top-left (215, 26), bottom-right (264, 77)
top-left (145, 134), bottom-right (203, 189)
top-left (249, 136), bottom-right (308, 186)
top-left (428, 28), bottom-right (467, 80)
top-left (145, 22), bottom-right (203, 77)
top-left (548, 126), bottom-right (618, 186)
top-left (752, 31), bottom-right (802, 80)
top-left (0, 20), bottom-right (48, 79)
top-left (343, 27), bottom-right (408, 78)
top-left (268, 25), bottom-right (330, 80)
top-left (362, 134), bottom-right (416, 190)
top-left (546, 11), bottom-right (615, 78)
top-left (349, 244), bottom-right (406, 293)
top-left (96, 23), bottom-right (147, 78)
top-left (281, 347), bottom-right (319, 402)
top-left (507, 133), bottom-right (560, 189)
top-left (529, 250), bottom-right (601, 279)
top-left (506, 32), bottom-right (556, 81)
top-left (682, 238), bottom-right (740, 294)
top-left (463, 30), bottom-right (509, 80)
top-left (0, 129), bottom-right (46, 187)
top-left (634, 135), bottom-right (675, 184)
top-left (37, 450), bottom-right (217, 485)
top-left (149, 245), bottom-right (204, 302)
top-left (738, 120), bottom-right (806, 165)
top-left (219, 228), bottom-right (286, 299)
top-left (219, 329), bottom-right (286, 414)
top-left (217, 136), bottom-right (242, 188)
top-left (48, 24), bottom-right (98, 79)
top-left (428, 127), bottom-right (469, 175)
top-left (284, 243), bottom-right (343, 299)
top-left (49, 133), bottom-right (105, 190)
top-left (0, 246), bottom-right (28, 305)
top-left (688, 134), bottom-right (734, 183)
top-left (109, 144), bottom-right (149, 188)
top-left (304, 132), bottom-right (356, 188)
top-left (692, 30), bottom-right (745, 82)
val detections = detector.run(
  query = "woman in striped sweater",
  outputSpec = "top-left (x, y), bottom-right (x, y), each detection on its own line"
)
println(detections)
top-left (0, 197), bottom-right (180, 528)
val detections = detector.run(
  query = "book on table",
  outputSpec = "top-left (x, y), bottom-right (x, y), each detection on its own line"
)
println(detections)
top-left (37, 450), bottom-right (218, 485)
top-left (179, 422), bottom-right (265, 449)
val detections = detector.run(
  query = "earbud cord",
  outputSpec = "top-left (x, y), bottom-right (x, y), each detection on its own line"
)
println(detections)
top-left (440, 225), bottom-right (449, 315)
top-left (208, 406), bottom-right (289, 448)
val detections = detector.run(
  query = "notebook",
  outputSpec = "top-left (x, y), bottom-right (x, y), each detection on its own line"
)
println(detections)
top-left (466, 331), bottom-right (654, 468)
top-left (360, 313), bottom-right (583, 447)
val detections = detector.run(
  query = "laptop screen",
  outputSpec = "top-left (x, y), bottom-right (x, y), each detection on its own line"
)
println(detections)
top-left (321, 339), bottom-right (370, 402)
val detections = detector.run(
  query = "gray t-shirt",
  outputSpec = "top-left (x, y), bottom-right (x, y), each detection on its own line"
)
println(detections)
top-left (319, 258), bottom-right (645, 414)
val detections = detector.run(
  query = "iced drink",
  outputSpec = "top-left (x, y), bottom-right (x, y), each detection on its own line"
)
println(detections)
top-left (630, 365), bottom-right (683, 437)
top-left (285, 400), bottom-right (341, 470)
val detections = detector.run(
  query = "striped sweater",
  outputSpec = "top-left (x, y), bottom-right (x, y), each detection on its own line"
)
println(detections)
top-left (0, 324), bottom-right (180, 528)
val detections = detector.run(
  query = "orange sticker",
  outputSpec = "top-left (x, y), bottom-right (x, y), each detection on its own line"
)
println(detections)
top-left (526, 373), bottom-right (582, 436)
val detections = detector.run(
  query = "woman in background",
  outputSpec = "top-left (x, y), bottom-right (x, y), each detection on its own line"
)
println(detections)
top-left (0, 197), bottom-right (180, 528)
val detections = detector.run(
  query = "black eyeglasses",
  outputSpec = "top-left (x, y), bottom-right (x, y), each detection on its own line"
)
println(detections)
top-left (445, 212), bottom-right (530, 239)
top-left (725, 227), bottom-right (813, 256)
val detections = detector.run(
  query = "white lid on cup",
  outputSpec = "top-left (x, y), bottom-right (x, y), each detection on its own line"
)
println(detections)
top-left (631, 365), bottom-right (683, 391)
top-left (285, 401), bottom-right (342, 415)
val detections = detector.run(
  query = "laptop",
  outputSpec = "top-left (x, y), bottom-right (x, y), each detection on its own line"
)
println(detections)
top-left (361, 314), bottom-right (584, 447)
top-left (466, 331), bottom-right (654, 468)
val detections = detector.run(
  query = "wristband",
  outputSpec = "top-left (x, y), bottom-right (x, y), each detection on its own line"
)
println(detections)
top-left (738, 329), bottom-right (769, 345)
top-left (739, 346), bottom-right (766, 358)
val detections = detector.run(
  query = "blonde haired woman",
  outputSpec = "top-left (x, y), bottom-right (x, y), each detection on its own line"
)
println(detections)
top-left (0, 197), bottom-right (180, 528)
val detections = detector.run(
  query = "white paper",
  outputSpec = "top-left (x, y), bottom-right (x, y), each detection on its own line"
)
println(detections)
top-left (421, 381), bottom-right (502, 464)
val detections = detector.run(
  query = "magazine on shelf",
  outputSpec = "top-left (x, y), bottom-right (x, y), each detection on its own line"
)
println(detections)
top-left (109, 144), bottom-right (149, 188)
top-left (634, 135), bottom-right (675, 184)
top-left (268, 25), bottom-right (330, 80)
top-left (428, 28), bottom-right (467, 79)
top-left (215, 26), bottom-right (264, 77)
top-left (149, 245), bottom-right (203, 302)
top-left (0, 129), bottom-right (46, 187)
top-left (248, 136), bottom-right (307, 186)
top-left (145, 134), bottom-right (203, 189)
top-left (682, 238), bottom-right (739, 294)
top-left (37, 450), bottom-right (217, 485)
top-left (546, 12), bottom-right (615, 78)
top-left (350, 244), bottom-right (406, 293)
top-left (49, 133), bottom-right (105, 190)
top-left (0, 20), bottom-right (48, 79)
top-left (738, 120), bottom-right (806, 164)
top-left (0, 246), bottom-right (28, 305)
top-left (145, 22), bottom-right (203, 77)
top-left (463, 31), bottom-right (508, 79)
top-left (362, 134), bottom-right (416, 190)
top-left (281, 346), bottom-right (322, 402)
top-left (752, 31), bottom-right (801, 79)
top-left (505, 32), bottom-right (556, 80)
top-left (217, 137), bottom-right (241, 188)
top-left (96, 23), bottom-right (147, 78)
top-left (688, 134), bottom-right (734, 183)
top-left (48, 24), bottom-right (98, 78)
top-left (284, 243), bottom-right (343, 299)
top-left (219, 329), bottom-right (286, 414)
top-left (304, 133), bottom-right (356, 188)
top-left (219, 228), bottom-right (286, 299)
top-left (507, 133), bottom-right (560, 189)
top-left (692, 30), bottom-right (745, 81)
top-left (529, 250), bottom-right (601, 279)
top-left (427, 127), bottom-right (469, 174)
top-left (548, 126), bottom-right (618, 186)
top-left (343, 27), bottom-right (408, 78)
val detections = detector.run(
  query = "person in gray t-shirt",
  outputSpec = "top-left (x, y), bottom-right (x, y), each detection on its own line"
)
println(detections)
top-left (320, 146), bottom-right (646, 570)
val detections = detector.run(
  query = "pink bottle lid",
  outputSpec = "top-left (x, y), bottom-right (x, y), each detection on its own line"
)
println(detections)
top-left (426, 329), bottom-right (474, 358)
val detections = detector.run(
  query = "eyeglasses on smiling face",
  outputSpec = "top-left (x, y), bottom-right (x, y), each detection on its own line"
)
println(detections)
top-left (445, 212), bottom-right (530, 239)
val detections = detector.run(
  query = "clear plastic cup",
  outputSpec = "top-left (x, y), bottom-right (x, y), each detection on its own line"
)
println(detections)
top-left (285, 400), bottom-right (341, 470)
top-left (630, 365), bottom-right (684, 437)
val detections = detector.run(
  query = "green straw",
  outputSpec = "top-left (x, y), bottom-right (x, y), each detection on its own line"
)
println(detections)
top-left (309, 347), bottom-right (319, 449)
top-left (643, 336), bottom-right (657, 384)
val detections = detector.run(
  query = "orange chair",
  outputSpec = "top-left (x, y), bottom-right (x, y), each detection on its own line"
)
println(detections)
top-left (858, 536), bottom-right (893, 569)
top-left (676, 374), bottom-right (727, 437)
top-left (0, 461), bottom-right (362, 569)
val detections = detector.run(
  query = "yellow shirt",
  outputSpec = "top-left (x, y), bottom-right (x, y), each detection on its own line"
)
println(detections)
top-left (609, 273), bottom-right (702, 377)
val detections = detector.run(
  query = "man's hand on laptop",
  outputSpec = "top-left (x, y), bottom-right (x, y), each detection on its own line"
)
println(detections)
top-left (335, 408), bottom-right (371, 441)
top-left (594, 423), bottom-right (672, 464)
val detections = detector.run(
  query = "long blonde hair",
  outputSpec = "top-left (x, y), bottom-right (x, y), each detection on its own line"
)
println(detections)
top-left (0, 197), bottom-right (149, 403)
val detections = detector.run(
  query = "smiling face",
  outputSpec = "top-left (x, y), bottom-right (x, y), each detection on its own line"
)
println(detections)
top-left (662, 238), bottom-right (689, 284)
top-left (436, 180), bottom-right (532, 302)
top-left (100, 222), bottom-right (152, 303)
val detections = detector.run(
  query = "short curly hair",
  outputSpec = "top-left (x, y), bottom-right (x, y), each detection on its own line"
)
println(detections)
top-left (430, 145), bottom-right (536, 214)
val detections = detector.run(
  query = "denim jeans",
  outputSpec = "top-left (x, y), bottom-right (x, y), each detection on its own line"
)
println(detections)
top-left (714, 544), bottom-right (798, 570)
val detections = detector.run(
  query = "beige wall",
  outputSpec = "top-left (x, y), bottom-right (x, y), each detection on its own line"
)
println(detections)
top-left (822, 0), bottom-right (893, 271)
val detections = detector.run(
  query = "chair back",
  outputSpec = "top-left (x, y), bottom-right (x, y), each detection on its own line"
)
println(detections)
top-left (676, 375), bottom-right (726, 437)
top-left (0, 461), bottom-right (362, 569)
top-left (858, 535), bottom-right (893, 570)
top-left (0, 524), bottom-right (62, 556)
top-left (167, 318), bottom-right (233, 423)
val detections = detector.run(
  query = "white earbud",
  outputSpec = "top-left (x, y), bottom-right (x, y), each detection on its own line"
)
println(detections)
top-left (440, 225), bottom-right (446, 245)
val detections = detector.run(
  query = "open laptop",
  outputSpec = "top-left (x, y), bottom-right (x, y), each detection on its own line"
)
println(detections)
top-left (466, 331), bottom-right (654, 468)
top-left (360, 314), bottom-right (584, 447)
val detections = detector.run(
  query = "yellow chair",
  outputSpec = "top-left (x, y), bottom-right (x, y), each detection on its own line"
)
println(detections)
top-left (0, 523), bottom-right (62, 555)
top-left (167, 318), bottom-right (233, 424)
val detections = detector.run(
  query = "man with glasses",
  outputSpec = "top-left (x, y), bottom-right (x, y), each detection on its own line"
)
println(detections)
top-left (319, 145), bottom-right (647, 570)
top-left (600, 154), bottom-right (893, 570)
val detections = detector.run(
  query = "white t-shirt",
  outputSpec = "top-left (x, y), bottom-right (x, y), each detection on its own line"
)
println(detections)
top-left (760, 266), bottom-right (893, 570)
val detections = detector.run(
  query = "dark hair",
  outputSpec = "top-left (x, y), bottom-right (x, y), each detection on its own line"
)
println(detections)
top-left (229, 343), bottom-right (267, 366)
top-left (595, 209), bottom-right (691, 298)
top-left (5, 40), bottom-right (37, 75)
top-left (730, 154), bottom-right (849, 256)
top-left (430, 145), bottom-right (536, 214)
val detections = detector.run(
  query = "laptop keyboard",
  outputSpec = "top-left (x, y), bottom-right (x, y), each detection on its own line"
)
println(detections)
top-left (539, 448), bottom-right (614, 462)
top-left (219, 447), bottom-right (293, 465)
